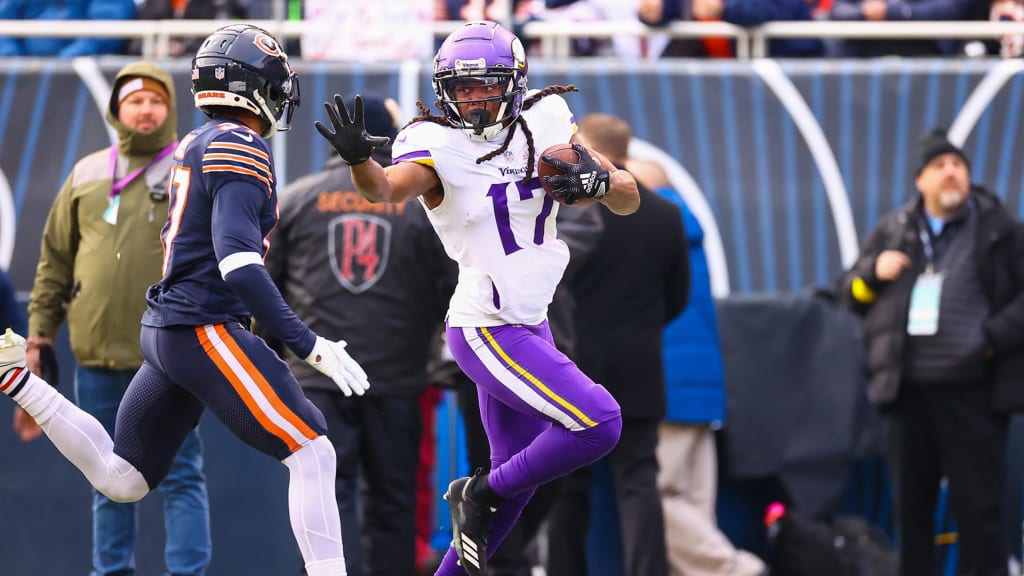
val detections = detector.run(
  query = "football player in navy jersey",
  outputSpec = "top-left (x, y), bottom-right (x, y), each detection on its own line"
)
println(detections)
top-left (0, 24), bottom-right (368, 576)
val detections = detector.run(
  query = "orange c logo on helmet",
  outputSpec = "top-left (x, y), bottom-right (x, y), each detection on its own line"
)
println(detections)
top-left (253, 33), bottom-right (282, 56)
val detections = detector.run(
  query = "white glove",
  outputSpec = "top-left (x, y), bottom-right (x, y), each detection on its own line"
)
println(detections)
top-left (305, 337), bottom-right (370, 397)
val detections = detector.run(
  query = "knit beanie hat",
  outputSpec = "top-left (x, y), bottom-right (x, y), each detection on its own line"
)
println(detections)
top-left (115, 76), bottom-right (170, 112)
top-left (916, 128), bottom-right (970, 175)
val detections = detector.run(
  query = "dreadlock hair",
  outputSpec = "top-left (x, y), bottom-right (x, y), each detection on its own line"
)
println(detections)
top-left (402, 84), bottom-right (579, 179)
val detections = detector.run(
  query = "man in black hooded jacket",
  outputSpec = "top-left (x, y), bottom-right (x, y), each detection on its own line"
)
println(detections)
top-left (838, 129), bottom-right (1024, 576)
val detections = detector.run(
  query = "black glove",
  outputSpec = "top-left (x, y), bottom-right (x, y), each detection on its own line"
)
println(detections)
top-left (541, 142), bottom-right (610, 205)
top-left (314, 94), bottom-right (391, 166)
top-left (37, 343), bottom-right (59, 388)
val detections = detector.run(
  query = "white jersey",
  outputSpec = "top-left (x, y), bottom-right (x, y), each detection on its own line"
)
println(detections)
top-left (392, 92), bottom-right (578, 327)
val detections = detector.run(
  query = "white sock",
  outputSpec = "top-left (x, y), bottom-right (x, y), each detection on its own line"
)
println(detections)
top-left (4, 371), bottom-right (149, 503)
top-left (282, 435), bottom-right (346, 573)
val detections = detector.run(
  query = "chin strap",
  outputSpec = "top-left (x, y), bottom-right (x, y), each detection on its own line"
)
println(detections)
top-left (252, 89), bottom-right (278, 138)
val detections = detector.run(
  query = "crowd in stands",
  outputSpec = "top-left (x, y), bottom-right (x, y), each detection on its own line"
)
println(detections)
top-left (0, 0), bottom-right (1019, 59)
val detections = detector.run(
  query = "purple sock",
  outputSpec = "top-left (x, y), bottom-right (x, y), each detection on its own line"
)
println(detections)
top-left (433, 547), bottom-right (463, 576)
top-left (489, 415), bottom-right (621, 497)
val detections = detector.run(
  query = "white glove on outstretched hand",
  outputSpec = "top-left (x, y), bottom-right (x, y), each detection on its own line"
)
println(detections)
top-left (305, 337), bottom-right (370, 397)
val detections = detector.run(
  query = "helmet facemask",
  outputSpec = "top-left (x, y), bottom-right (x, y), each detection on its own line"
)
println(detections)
top-left (432, 21), bottom-right (528, 142)
top-left (435, 72), bottom-right (522, 141)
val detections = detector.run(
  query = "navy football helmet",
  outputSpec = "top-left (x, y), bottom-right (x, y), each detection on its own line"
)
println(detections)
top-left (192, 24), bottom-right (300, 138)
top-left (433, 21), bottom-right (528, 141)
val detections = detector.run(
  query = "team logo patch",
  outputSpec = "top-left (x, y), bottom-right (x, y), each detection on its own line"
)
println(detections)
top-left (328, 214), bottom-right (392, 294)
top-left (253, 33), bottom-right (283, 57)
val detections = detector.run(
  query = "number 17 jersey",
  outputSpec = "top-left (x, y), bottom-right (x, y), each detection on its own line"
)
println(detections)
top-left (392, 92), bottom-right (577, 327)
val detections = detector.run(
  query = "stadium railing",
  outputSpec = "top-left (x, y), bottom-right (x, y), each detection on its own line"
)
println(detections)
top-left (2, 19), bottom-right (1024, 60)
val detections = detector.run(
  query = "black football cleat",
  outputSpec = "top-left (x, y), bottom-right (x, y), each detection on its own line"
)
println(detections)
top-left (444, 474), bottom-right (496, 576)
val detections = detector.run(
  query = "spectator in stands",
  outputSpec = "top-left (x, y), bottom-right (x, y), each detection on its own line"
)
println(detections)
top-left (962, 0), bottom-right (1024, 58)
top-left (545, 113), bottom-right (688, 576)
top-left (837, 128), bottom-right (1024, 576)
top-left (628, 158), bottom-right (767, 576)
top-left (638, 0), bottom-right (823, 57)
top-left (263, 93), bottom-right (454, 576)
top-left (538, 0), bottom-right (650, 57)
top-left (438, 1), bottom-right (542, 52)
top-left (21, 60), bottom-right (211, 576)
top-left (829, 0), bottom-right (973, 56)
top-left (127, 0), bottom-right (251, 57)
top-left (0, 0), bottom-right (136, 57)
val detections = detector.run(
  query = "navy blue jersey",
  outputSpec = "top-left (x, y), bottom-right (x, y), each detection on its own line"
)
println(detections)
top-left (143, 118), bottom-right (277, 329)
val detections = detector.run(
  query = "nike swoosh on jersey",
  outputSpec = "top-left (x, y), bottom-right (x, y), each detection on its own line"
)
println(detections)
top-left (233, 132), bottom-right (254, 142)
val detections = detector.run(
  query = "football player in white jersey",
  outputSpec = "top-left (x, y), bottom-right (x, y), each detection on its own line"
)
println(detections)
top-left (315, 20), bottom-right (639, 576)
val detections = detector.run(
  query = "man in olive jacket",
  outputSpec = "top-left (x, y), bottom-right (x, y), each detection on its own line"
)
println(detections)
top-left (838, 129), bottom-right (1024, 576)
top-left (20, 61), bottom-right (211, 576)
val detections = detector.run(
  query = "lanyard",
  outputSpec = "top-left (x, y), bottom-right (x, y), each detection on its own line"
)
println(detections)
top-left (918, 227), bottom-right (934, 265)
top-left (108, 142), bottom-right (177, 200)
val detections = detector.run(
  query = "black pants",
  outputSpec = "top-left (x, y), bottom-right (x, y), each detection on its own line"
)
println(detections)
top-left (455, 371), bottom-right (561, 576)
top-left (545, 416), bottom-right (668, 576)
top-left (305, 389), bottom-right (422, 576)
top-left (895, 385), bottom-right (1008, 576)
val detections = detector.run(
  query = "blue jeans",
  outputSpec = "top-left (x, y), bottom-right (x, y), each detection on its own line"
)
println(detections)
top-left (74, 367), bottom-right (212, 576)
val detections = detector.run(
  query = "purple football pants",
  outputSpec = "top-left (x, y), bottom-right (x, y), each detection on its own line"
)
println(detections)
top-left (435, 322), bottom-right (622, 576)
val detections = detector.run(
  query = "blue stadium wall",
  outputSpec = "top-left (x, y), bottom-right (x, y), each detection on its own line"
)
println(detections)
top-left (2, 57), bottom-right (1024, 574)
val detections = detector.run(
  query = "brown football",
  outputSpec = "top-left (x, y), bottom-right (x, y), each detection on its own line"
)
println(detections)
top-left (538, 143), bottom-right (601, 207)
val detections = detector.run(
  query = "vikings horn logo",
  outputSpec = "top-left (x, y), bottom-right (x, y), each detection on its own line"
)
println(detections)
top-left (328, 214), bottom-right (392, 294)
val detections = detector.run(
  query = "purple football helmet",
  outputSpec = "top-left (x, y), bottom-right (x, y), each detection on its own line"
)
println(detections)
top-left (433, 21), bottom-right (528, 141)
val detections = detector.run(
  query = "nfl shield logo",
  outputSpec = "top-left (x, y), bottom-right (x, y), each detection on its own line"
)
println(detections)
top-left (328, 214), bottom-right (392, 294)
top-left (214, 67), bottom-right (225, 80)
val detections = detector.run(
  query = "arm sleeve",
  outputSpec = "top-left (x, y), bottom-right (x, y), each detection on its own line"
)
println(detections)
top-left (255, 186), bottom-right (296, 357)
top-left (212, 179), bottom-right (316, 358)
top-left (836, 224), bottom-right (891, 314)
top-left (27, 174), bottom-right (77, 337)
top-left (984, 221), bottom-right (1024, 354)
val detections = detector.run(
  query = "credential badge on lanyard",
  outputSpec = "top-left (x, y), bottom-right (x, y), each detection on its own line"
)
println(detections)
top-left (907, 227), bottom-right (944, 336)
top-left (105, 142), bottom-right (177, 226)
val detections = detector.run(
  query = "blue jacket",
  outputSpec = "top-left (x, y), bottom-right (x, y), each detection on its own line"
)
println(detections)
top-left (0, 0), bottom-right (136, 56)
top-left (829, 0), bottom-right (972, 56)
top-left (654, 0), bottom-right (823, 57)
top-left (657, 188), bottom-right (726, 425)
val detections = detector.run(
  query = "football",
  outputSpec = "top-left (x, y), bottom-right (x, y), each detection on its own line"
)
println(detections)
top-left (538, 143), bottom-right (601, 207)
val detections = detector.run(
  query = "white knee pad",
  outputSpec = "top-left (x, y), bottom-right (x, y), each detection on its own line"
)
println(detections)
top-left (95, 454), bottom-right (150, 503)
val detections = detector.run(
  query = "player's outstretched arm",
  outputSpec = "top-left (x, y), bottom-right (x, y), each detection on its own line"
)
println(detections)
top-left (315, 93), bottom-right (441, 204)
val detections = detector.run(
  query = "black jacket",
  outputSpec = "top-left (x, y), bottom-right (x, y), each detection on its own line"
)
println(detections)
top-left (265, 153), bottom-right (455, 395)
top-left (838, 187), bottom-right (1024, 411)
top-left (572, 188), bottom-right (690, 420)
